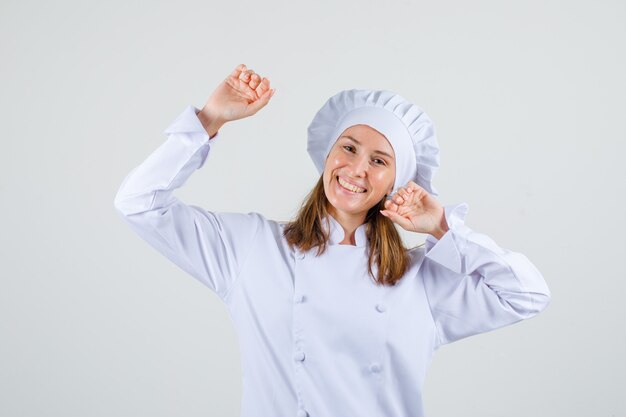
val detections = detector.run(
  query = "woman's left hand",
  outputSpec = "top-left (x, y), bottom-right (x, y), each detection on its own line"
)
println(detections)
top-left (380, 181), bottom-right (450, 239)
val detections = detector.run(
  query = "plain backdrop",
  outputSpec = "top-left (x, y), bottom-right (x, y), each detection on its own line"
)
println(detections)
top-left (1, 0), bottom-right (624, 416)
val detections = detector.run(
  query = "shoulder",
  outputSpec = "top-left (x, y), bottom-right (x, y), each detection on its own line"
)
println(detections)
top-left (209, 210), bottom-right (267, 235)
top-left (230, 212), bottom-right (291, 243)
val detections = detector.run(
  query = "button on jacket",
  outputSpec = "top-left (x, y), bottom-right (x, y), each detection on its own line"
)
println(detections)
top-left (114, 105), bottom-right (552, 417)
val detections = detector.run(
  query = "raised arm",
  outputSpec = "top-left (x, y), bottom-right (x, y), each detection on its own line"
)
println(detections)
top-left (381, 181), bottom-right (551, 347)
top-left (114, 64), bottom-right (276, 301)
top-left (420, 203), bottom-right (552, 347)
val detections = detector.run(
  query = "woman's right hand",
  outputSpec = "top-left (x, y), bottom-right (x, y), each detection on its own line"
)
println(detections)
top-left (198, 64), bottom-right (275, 136)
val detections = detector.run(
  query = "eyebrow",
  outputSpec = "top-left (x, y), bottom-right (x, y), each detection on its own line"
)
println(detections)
top-left (339, 135), bottom-right (395, 159)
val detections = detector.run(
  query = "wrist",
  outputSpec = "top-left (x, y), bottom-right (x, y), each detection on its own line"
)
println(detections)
top-left (197, 108), bottom-right (226, 139)
top-left (429, 211), bottom-right (449, 240)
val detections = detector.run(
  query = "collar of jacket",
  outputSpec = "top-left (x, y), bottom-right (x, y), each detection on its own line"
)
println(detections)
top-left (325, 214), bottom-right (368, 247)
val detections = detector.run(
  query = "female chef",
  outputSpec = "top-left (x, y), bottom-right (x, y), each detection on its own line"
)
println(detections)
top-left (114, 63), bottom-right (551, 417)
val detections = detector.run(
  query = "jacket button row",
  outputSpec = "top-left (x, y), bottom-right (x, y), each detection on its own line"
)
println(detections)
top-left (297, 253), bottom-right (305, 260)
top-left (295, 294), bottom-right (306, 303)
top-left (294, 350), bottom-right (305, 361)
top-left (369, 362), bottom-right (382, 373)
top-left (296, 410), bottom-right (309, 417)
top-left (375, 303), bottom-right (387, 313)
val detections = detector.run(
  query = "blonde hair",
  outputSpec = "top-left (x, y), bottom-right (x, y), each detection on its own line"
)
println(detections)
top-left (283, 175), bottom-right (412, 286)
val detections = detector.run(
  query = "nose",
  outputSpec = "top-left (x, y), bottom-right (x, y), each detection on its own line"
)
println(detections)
top-left (350, 154), bottom-right (369, 177)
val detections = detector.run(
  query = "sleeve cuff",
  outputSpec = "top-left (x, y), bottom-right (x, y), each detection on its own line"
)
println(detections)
top-left (161, 105), bottom-right (221, 170)
top-left (424, 202), bottom-right (470, 274)
top-left (162, 105), bottom-right (221, 142)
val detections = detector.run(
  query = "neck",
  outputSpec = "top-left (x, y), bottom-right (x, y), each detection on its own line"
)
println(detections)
top-left (327, 207), bottom-right (366, 246)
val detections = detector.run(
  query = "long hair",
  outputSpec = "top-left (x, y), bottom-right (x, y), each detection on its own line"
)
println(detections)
top-left (283, 175), bottom-right (411, 286)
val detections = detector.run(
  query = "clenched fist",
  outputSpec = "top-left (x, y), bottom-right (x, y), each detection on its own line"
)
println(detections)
top-left (198, 64), bottom-right (275, 137)
top-left (380, 181), bottom-right (450, 239)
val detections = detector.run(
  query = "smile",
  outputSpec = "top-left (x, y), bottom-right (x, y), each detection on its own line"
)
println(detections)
top-left (337, 176), bottom-right (367, 193)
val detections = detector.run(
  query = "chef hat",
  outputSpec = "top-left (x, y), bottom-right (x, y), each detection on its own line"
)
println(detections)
top-left (306, 89), bottom-right (440, 197)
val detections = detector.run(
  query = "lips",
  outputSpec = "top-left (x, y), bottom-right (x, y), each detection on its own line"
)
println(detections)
top-left (336, 176), bottom-right (367, 193)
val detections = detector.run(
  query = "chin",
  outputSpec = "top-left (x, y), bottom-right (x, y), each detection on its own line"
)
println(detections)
top-left (327, 195), bottom-right (373, 216)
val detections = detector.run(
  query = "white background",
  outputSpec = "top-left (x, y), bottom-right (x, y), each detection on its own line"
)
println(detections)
top-left (1, 0), bottom-right (624, 415)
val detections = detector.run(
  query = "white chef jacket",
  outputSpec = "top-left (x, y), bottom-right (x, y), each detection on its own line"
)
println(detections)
top-left (114, 105), bottom-right (552, 417)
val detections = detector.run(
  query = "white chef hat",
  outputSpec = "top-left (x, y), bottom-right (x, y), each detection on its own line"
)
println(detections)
top-left (306, 89), bottom-right (440, 197)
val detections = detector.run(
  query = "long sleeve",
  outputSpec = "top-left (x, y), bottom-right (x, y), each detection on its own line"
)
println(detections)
top-left (113, 105), bottom-right (262, 302)
top-left (421, 202), bottom-right (552, 348)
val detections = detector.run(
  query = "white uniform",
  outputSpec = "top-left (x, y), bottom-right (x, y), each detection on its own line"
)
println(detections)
top-left (114, 105), bottom-right (552, 417)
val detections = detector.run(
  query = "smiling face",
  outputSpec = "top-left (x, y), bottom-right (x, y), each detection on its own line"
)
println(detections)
top-left (323, 124), bottom-right (396, 224)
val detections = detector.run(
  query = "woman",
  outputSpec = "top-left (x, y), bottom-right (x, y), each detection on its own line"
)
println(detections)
top-left (114, 63), bottom-right (551, 417)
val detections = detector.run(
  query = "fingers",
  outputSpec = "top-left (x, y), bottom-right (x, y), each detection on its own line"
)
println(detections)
top-left (226, 64), bottom-right (257, 100)
top-left (256, 77), bottom-right (271, 97)
top-left (407, 181), bottom-right (425, 194)
top-left (227, 64), bottom-right (275, 117)
top-left (241, 69), bottom-right (268, 92)
top-left (379, 209), bottom-right (413, 231)
top-left (245, 87), bottom-right (275, 116)
top-left (239, 69), bottom-right (254, 82)
top-left (233, 76), bottom-right (262, 101)
top-left (391, 183), bottom-right (427, 204)
top-left (384, 199), bottom-right (399, 211)
top-left (239, 69), bottom-right (260, 89)
top-left (232, 78), bottom-right (259, 101)
top-left (238, 69), bottom-right (257, 96)
top-left (230, 64), bottom-right (247, 78)
top-left (398, 187), bottom-right (411, 202)
top-left (248, 73), bottom-right (262, 90)
top-left (230, 64), bottom-right (269, 89)
top-left (380, 208), bottom-right (402, 223)
top-left (384, 184), bottom-right (422, 216)
top-left (233, 65), bottom-right (273, 101)
top-left (387, 187), bottom-right (410, 207)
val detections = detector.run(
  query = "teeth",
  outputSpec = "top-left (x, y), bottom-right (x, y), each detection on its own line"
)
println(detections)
top-left (338, 177), bottom-right (366, 193)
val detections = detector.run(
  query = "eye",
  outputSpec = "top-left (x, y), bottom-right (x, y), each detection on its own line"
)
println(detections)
top-left (341, 145), bottom-right (386, 166)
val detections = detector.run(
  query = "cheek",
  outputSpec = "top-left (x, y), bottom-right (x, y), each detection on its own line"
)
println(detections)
top-left (373, 171), bottom-right (394, 189)
top-left (324, 154), bottom-right (343, 173)
top-left (323, 163), bottom-right (336, 183)
top-left (328, 154), bottom-right (343, 166)
top-left (383, 169), bottom-right (395, 192)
